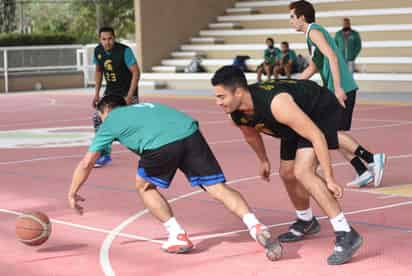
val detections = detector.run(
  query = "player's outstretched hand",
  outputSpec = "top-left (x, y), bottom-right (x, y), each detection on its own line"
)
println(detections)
top-left (68, 193), bottom-right (86, 215)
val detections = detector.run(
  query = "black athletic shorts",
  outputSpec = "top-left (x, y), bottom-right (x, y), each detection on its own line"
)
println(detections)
top-left (137, 130), bottom-right (225, 188)
top-left (280, 87), bottom-right (342, 160)
top-left (339, 90), bottom-right (357, 131)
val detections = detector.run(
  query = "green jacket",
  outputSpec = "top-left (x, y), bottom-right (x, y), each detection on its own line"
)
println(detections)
top-left (334, 29), bottom-right (362, 62)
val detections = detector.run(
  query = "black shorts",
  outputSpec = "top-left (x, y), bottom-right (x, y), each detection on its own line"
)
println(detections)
top-left (339, 90), bottom-right (357, 131)
top-left (280, 88), bottom-right (341, 160)
top-left (104, 88), bottom-right (139, 103)
top-left (137, 130), bottom-right (225, 189)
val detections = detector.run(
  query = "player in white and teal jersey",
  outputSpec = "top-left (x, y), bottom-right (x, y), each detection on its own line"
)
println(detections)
top-left (289, 0), bottom-right (385, 189)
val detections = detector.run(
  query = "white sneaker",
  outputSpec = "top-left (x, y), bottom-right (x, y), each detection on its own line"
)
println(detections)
top-left (371, 153), bottom-right (386, 187)
top-left (161, 232), bottom-right (194, 254)
top-left (347, 171), bottom-right (374, 188)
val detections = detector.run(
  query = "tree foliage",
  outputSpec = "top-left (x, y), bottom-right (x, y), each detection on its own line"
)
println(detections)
top-left (0, 0), bottom-right (17, 33)
top-left (21, 0), bottom-right (135, 43)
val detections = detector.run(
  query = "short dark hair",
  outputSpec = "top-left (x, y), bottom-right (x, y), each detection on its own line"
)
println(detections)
top-left (289, 0), bottom-right (315, 23)
top-left (281, 41), bottom-right (289, 47)
top-left (97, 94), bottom-right (126, 112)
top-left (211, 65), bottom-right (248, 90)
top-left (266, 37), bottom-right (274, 43)
top-left (99, 27), bottom-right (115, 37)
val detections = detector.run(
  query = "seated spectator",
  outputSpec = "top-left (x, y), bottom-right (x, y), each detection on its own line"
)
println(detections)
top-left (274, 41), bottom-right (298, 79)
top-left (256, 37), bottom-right (280, 82)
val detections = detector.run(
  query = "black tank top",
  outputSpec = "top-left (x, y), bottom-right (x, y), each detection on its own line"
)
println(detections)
top-left (230, 79), bottom-right (339, 140)
top-left (94, 42), bottom-right (136, 97)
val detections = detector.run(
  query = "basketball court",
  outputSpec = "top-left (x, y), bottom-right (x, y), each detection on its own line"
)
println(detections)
top-left (0, 90), bottom-right (412, 275)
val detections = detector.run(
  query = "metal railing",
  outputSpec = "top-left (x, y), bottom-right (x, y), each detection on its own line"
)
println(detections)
top-left (0, 43), bottom-right (137, 93)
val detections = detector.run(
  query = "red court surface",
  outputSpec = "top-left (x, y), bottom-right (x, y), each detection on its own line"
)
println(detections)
top-left (1, 92), bottom-right (412, 276)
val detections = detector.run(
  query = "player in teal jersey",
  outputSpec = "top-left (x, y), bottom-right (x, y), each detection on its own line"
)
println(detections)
top-left (67, 95), bottom-right (282, 260)
top-left (288, 1), bottom-right (385, 191)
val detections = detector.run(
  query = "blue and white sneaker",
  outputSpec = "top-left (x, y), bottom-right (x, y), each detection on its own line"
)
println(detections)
top-left (371, 153), bottom-right (386, 187)
top-left (346, 170), bottom-right (373, 188)
top-left (94, 155), bottom-right (112, 168)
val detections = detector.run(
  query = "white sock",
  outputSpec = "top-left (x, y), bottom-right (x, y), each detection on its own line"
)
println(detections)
top-left (242, 213), bottom-right (260, 230)
top-left (163, 217), bottom-right (184, 236)
top-left (296, 208), bottom-right (313, 222)
top-left (330, 213), bottom-right (351, 232)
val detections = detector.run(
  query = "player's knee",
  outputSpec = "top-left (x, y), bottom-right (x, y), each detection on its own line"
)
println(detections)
top-left (293, 165), bottom-right (311, 183)
top-left (279, 166), bottom-right (296, 183)
top-left (135, 178), bottom-right (156, 193)
top-left (204, 183), bottom-right (225, 199)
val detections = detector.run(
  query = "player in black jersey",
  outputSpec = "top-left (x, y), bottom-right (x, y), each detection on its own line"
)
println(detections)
top-left (212, 65), bottom-right (363, 266)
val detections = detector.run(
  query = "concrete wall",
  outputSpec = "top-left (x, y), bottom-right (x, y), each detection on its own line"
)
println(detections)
top-left (0, 72), bottom-right (84, 93)
top-left (134, 0), bottom-right (236, 71)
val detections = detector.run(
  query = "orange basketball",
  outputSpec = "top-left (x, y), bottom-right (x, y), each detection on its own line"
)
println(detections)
top-left (16, 212), bottom-right (52, 246)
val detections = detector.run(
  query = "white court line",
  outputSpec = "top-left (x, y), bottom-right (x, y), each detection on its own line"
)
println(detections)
top-left (190, 200), bottom-right (412, 241)
top-left (0, 153), bottom-right (411, 274)
top-left (0, 118), bottom-right (90, 128)
top-left (99, 168), bottom-right (412, 276)
top-left (376, 195), bottom-right (399, 199)
top-left (1, 116), bottom-right (412, 165)
top-left (0, 208), bottom-right (163, 244)
top-left (352, 121), bottom-right (412, 130)
top-left (99, 154), bottom-right (412, 275)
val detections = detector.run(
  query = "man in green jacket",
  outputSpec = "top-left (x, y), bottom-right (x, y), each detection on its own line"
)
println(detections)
top-left (334, 18), bottom-right (362, 73)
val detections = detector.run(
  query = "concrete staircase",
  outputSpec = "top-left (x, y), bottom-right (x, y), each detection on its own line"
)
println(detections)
top-left (143, 0), bottom-right (412, 92)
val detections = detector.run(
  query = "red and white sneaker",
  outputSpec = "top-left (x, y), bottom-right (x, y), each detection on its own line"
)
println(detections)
top-left (250, 224), bottom-right (283, 261)
top-left (162, 232), bottom-right (194, 254)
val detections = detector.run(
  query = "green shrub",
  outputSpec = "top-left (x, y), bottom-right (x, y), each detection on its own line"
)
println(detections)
top-left (0, 33), bottom-right (78, 46)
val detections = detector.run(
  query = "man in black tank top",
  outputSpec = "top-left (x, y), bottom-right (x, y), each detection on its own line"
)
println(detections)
top-left (92, 27), bottom-right (141, 167)
top-left (212, 66), bottom-right (363, 266)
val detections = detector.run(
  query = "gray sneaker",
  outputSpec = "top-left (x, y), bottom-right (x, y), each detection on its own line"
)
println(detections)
top-left (327, 227), bottom-right (363, 265)
top-left (278, 217), bottom-right (320, 242)
top-left (346, 170), bottom-right (373, 188)
top-left (253, 224), bottom-right (283, 261)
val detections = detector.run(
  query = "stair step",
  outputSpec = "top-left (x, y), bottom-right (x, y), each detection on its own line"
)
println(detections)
top-left (209, 22), bottom-right (242, 29)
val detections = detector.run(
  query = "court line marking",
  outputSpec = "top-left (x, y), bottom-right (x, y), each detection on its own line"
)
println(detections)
top-left (2, 114), bottom-right (412, 165)
top-left (0, 208), bottom-right (163, 244)
top-left (2, 91), bottom-right (412, 107)
top-left (0, 153), bottom-right (410, 274)
top-left (99, 153), bottom-right (412, 275)
top-left (99, 184), bottom-right (412, 275)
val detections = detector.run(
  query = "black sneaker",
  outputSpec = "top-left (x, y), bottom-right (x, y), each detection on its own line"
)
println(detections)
top-left (327, 227), bottom-right (363, 265)
top-left (278, 217), bottom-right (320, 243)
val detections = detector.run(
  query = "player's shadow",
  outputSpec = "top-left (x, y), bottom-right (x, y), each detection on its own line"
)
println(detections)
top-left (37, 243), bottom-right (88, 253)
top-left (192, 231), bottom-right (303, 260)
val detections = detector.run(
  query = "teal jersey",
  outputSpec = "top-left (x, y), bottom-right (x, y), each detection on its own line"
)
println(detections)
top-left (93, 46), bottom-right (137, 68)
top-left (264, 47), bottom-right (281, 65)
top-left (306, 23), bottom-right (358, 93)
top-left (89, 103), bottom-right (198, 155)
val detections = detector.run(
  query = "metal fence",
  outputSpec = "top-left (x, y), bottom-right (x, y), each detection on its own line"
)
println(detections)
top-left (0, 42), bottom-right (137, 93)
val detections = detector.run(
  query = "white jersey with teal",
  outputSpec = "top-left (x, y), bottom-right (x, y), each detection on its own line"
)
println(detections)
top-left (306, 23), bottom-right (358, 93)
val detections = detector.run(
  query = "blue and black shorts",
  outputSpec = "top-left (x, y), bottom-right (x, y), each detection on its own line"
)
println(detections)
top-left (137, 130), bottom-right (225, 189)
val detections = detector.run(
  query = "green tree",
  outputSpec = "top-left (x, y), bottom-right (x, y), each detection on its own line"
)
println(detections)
top-left (19, 0), bottom-right (135, 43)
top-left (68, 0), bottom-right (135, 43)
top-left (0, 0), bottom-right (17, 33)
